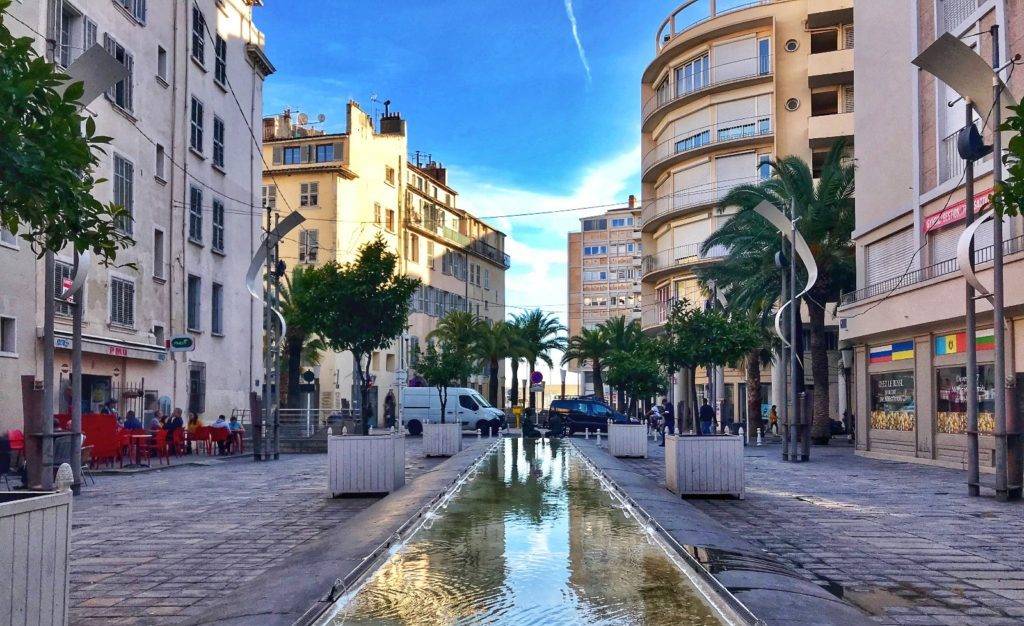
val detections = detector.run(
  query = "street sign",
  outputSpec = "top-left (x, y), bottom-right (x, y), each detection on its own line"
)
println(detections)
top-left (394, 369), bottom-right (408, 385)
top-left (168, 335), bottom-right (195, 352)
top-left (530, 383), bottom-right (544, 393)
top-left (530, 371), bottom-right (543, 384)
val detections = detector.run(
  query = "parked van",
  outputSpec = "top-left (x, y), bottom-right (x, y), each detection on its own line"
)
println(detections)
top-left (400, 387), bottom-right (505, 436)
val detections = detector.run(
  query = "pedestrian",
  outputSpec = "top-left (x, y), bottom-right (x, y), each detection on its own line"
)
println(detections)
top-left (698, 398), bottom-right (716, 435)
top-left (769, 404), bottom-right (779, 435)
top-left (384, 390), bottom-right (396, 428)
top-left (722, 397), bottom-right (735, 435)
top-left (661, 397), bottom-right (675, 438)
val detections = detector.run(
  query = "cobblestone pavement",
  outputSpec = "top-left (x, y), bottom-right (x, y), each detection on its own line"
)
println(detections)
top-left (610, 439), bottom-right (1024, 626)
top-left (68, 437), bottom-right (491, 626)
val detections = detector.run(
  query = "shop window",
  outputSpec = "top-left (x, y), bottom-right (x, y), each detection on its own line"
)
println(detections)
top-left (869, 371), bottom-right (915, 431)
top-left (936, 365), bottom-right (996, 434)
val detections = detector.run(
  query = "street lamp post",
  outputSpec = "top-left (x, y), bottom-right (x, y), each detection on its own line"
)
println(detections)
top-left (560, 367), bottom-right (567, 400)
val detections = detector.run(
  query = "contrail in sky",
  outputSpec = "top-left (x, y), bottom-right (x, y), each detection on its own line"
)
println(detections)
top-left (563, 0), bottom-right (591, 84)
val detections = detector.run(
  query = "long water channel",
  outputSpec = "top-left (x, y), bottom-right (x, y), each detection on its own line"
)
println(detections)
top-left (322, 438), bottom-right (737, 625)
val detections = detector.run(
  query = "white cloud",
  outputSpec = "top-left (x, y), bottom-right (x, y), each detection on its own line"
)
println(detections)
top-left (563, 0), bottom-right (591, 84)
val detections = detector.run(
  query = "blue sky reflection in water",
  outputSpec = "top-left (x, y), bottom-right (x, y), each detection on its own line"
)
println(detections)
top-left (328, 439), bottom-right (722, 625)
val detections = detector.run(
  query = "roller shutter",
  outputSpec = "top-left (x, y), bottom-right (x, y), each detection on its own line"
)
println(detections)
top-left (865, 228), bottom-right (914, 286)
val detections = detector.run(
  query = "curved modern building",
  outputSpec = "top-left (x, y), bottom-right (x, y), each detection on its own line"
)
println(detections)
top-left (641, 0), bottom-right (853, 424)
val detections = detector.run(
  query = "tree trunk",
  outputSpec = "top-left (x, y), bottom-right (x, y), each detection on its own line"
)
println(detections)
top-left (616, 387), bottom-right (625, 411)
top-left (745, 350), bottom-right (763, 437)
top-left (488, 357), bottom-right (500, 407)
top-left (285, 332), bottom-right (304, 409)
top-left (528, 361), bottom-right (536, 410)
top-left (510, 360), bottom-right (520, 406)
top-left (438, 386), bottom-right (447, 424)
top-left (689, 365), bottom-right (699, 434)
top-left (592, 359), bottom-right (604, 401)
top-left (807, 297), bottom-right (832, 443)
top-left (353, 352), bottom-right (370, 434)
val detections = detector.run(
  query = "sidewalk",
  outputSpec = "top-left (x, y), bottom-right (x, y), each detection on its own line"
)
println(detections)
top-left (605, 438), bottom-right (1024, 626)
top-left (68, 437), bottom-right (493, 626)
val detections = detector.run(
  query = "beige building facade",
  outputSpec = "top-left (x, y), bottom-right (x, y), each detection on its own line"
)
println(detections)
top-left (566, 200), bottom-right (642, 395)
top-left (262, 104), bottom-right (508, 421)
top-left (839, 0), bottom-right (1024, 470)
top-left (639, 0), bottom-right (851, 424)
top-left (0, 0), bottom-right (272, 433)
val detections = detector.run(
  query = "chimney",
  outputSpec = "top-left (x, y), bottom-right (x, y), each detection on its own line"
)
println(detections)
top-left (628, 194), bottom-right (636, 209)
top-left (379, 111), bottom-right (406, 136)
top-left (423, 161), bottom-right (447, 186)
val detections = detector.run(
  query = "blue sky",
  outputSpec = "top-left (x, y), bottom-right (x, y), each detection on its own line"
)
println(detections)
top-left (258, 1), bottom-right (674, 340)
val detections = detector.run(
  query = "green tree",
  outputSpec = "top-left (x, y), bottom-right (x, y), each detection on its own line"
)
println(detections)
top-left (702, 140), bottom-right (854, 441)
top-left (561, 327), bottom-right (610, 401)
top-left (427, 311), bottom-right (481, 366)
top-left (599, 316), bottom-right (643, 409)
top-left (311, 237), bottom-right (419, 432)
top-left (278, 266), bottom-right (327, 408)
top-left (474, 320), bottom-right (518, 408)
top-left (604, 337), bottom-right (667, 419)
top-left (993, 102), bottom-right (1024, 217)
top-left (513, 309), bottom-right (566, 411)
top-left (0, 2), bottom-right (132, 262)
top-left (416, 340), bottom-right (475, 423)
top-left (506, 316), bottom-right (529, 407)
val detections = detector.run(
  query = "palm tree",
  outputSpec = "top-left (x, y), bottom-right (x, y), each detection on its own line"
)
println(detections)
top-left (506, 316), bottom-right (528, 407)
top-left (562, 327), bottom-right (610, 401)
top-left (474, 320), bottom-right (520, 408)
top-left (700, 140), bottom-right (854, 442)
top-left (427, 311), bottom-right (482, 386)
top-left (513, 309), bottom-right (567, 410)
top-left (279, 266), bottom-right (325, 408)
top-left (599, 316), bottom-right (643, 409)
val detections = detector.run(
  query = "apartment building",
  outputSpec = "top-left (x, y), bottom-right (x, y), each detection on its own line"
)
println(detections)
top-left (839, 0), bottom-right (1024, 469)
top-left (566, 199), bottom-right (642, 395)
top-left (262, 105), bottom-right (508, 421)
top-left (639, 0), bottom-right (851, 423)
top-left (0, 1), bottom-right (272, 433)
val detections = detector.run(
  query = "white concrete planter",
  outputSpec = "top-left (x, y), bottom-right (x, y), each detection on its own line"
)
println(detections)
top-left (0, 490), bottom-right (72, 625)
top-left (665, 434), bottom-right (744, 499)
top-left (328, 432), bottom-right (406, 496)
top-left (422, 422), bottom-right (463, 457)
top-left (607, 421), bottom-right (648, 458)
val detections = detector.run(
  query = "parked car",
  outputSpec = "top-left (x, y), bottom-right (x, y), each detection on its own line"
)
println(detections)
top-left (548, 398), bottom-right (631, 435)
top-left (400, 387), bottom-right (505, 436)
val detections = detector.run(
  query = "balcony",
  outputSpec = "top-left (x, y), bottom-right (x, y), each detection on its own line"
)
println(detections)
top-left (642, 297), bottom-right (677, 332)
top-left (642, 241), bottom-right (729, 283)
top-left (655, 1), bottom-right (779, 53)
top-left (642, 61), bottom-right (773, 132)
top-left (808, 48), bottom-right (853, 88)
top-left (808, 112), bottom-right (854, 148)
top-left (641, 177), bottom-right (759, 233)
top-left (807, 0), bottom-right (853, 28)
top-left (407, 215), bottom-right (511, 269)
top-left (642, 114), bottom-right (773, 183)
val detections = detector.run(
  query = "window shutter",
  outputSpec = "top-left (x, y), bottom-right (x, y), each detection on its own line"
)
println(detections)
top-left (865, 228), bottom-right (914, 286)
top-left (333, 141), bottom-right (344, 161)
top-left (273, 147), bottom-right (283, 165)
top-left (929, 227), bottom-right (960, 265)
top-left (301, 145), bottom-right (313, 163)
top-left (712, 37), bottom-right (757, 82)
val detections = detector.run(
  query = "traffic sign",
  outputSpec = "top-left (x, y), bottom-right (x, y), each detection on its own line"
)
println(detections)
top-left (530, 371), bottom-right (543, 384)
top-left (530, 383), bottom-right (544, 393)
top-left (168, 335), bottom-right (195, 352)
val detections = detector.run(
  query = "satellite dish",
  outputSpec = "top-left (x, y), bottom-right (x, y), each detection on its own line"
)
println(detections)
top-left (297, 112), bottom-right (309, 125)
top-left (317, 113), bottom-right (326, 123)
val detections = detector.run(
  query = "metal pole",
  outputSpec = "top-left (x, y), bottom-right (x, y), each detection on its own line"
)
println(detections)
top-left (964, 99), bottom-right (980, 497)
top-left (989, 24), bottom-right (1016, 500)
top-left (40, 252), bottom-right (56, 490)
top-left (70, 251), bottom-right (84, 494)
top-left (272, 213), bottom-right (281, 460)
top-left (779, 245), bottom-right (789, 461)
top-left (789, 205), bottom-right (800, 462)
top-left (259, 207), bottom-right (271, 461)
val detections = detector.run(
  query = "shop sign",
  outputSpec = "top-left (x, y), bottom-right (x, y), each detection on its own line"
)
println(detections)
top-left (922, 188), bottom-right (992, 233)
top-left (168, 335), bottom-right (195, 352)
top-left (869, 340), bottom-right (914, 364)
top-left (108, 346), bottom-right (128, 357)
top-left (934, 329), bottom-right (995, 356)
top-left (870, 371), bottom-right (915, 431)
top-left (54, 337), bottom-right (72, 350)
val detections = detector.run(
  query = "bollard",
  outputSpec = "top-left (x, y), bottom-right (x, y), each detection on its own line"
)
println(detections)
top-left (738, 426), bottom-right (745, 446)
top-left (341, 425), bottom-right (348, 435)
top-left (595, 430), bottom-right (601, 445)
top-left (327, 427), bottom-right (333, 436)
top-left (757, 428), bottom-right (763, 446)
top-left (56, 463), bottom-right (74, 492)
top-left (477, 428), bottom-right (482, 439)
top-left (585, 429), bottom-right (590, 439)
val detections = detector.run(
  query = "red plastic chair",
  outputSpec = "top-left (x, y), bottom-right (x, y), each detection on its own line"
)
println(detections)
top-left (138, 431), bottom-right (170, 466)
top-left (82, 414), bottom-right (120, 467)
top-left (209, 428), bottom-right (230, 454)
top-left (170, 429), bottom-right (185, 456)
top-left (191, 427), bottom-right (212, 455)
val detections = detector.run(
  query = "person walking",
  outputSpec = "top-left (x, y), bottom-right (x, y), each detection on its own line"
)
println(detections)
top-left (698, 398), bottom-right (716, 435)
top-left (384, 390), bottom-right (396, 429)
top-left (721, 397), bottom-right (735, 435)
top-left (661, 398), bottom-right (675, 438)
top-left (769, 404), bottom-right (779, 435)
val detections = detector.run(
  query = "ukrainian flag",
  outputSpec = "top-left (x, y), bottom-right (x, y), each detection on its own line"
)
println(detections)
top-left (891, 340), bottom-right (914, 361)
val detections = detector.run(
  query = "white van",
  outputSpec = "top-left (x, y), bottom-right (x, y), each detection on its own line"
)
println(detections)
top-left (400, 387), bottom-right (505, 436)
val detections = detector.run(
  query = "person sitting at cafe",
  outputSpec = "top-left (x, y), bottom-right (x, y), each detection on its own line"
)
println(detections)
top-left (123, 410), bottom-right (143, 430)
top-left (211, 415), bottom-right (230, 454)
top-left (164, 408), bottom-right (185, 454)
top-left (185, 412), bottom-right (202, 454)
top-left (227, 415), bottom-right (243, 453)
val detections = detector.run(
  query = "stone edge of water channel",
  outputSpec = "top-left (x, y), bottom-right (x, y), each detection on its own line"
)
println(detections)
top-left (571, 439), bottom-right (872, 626)
top-left (177, 440), bottom-right (500, 626)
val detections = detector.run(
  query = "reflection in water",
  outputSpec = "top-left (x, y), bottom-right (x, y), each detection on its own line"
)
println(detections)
top-left (329, 438), bottom-right (722, 625)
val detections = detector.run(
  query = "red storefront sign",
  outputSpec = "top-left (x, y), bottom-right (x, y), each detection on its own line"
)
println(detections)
top-left (923, 188), bottom-right (992, 233)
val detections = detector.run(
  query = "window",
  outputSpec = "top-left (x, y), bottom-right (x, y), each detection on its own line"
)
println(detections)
top-left (190, 97), bottom-right (204, 153)
top-left (157, 45), bottom-right (168, 82)
top-left (155, 144), bottom-right (166, 180)
top-left (282, 146), bottom-right (301, 165)
top-left (583, 270), bottom-right (607, 281)
top-left (212, 199), bottom-right (225, 252)
top-left (940, 132), bottom-right (964, 184)
top-left (810, 90), bottom-right (839, 117)
top-left (103, 35), bottom-right (133, 112)
top-left (409, 233), bottom-right (419, 263)
top-left (583, 245), bottom-right (608, 256)
top-left (582, 218), bottom-right (607, 231)
top-left (211, 283), bottom-right (224, 335)
top-left (374, 202), bottom-right (382, 224)
top-left (315, 144), bottom-right (334, 162)
top-left (109, 277), bottom-right (135, 327)
top-left (0, 316), bottom-right (15, 356)
top-left (758, 38), bottom-right (771, 75)
top-left (299, 229), bottom-right (319, 263)
top-left (54, 261), bottom-right (75, 317)
top-left (212, 117), bottom-right (225, 168)
top-left (113, 154), bottom-right (134, 234)
top-left (153, 229), bottom-right (165, 279)
top-left (187, 275), bottom-right (201, 331)
top-left (152, 324), bottom-right (165, 347)
top-left (675, 54), bottom-right (709, 96)
top-left (842, 84), bottom-right (855, 113)
top-left (115, 0), bottom-right (146, 23)
top-left (0, 228), bottom-right (16, 248)
top-left (458, 395), bottom-right (479, 411)
top-left (386, 208), bottom-right (395, 232)
top-left (427, 241), bottom-right (435, 269)
top-left (656, 78), bottom-right (671, 106)
top-left (189, 186), bottom-right (203, 243)
top-left (675, 129), bottom-right (711, 152)
top-left (188, 363), bottom-right (206, 414)
top-left (262, 185), bottom-right (276, 209)
top-left (483, 268), bottom-right (490, 290)
top-left (941, 0), bottom-right (976, 33)
top-left (385, 166), bottom-right (396, 185)
top-left (758, 155), bottom-right (771, 180)
top-left (214, 36), bottom-right (227, 85)
top-left (191, 6), bottom-right (206, 65)
top-left (810, 29), bottom-right (839, 54)
top-left (610, 217), bottom-right (634, 227)
top-left (300, 182), bottom-right (319, 206)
